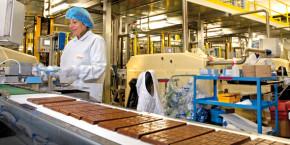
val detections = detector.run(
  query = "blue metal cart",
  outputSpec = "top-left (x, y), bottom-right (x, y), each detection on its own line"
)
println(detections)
top-left (193, 76), bottom-right (278, 134)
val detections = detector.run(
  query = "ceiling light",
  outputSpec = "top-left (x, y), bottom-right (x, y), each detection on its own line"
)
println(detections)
top-left (50, 3), bottom-right (69, 14)
top-left (51, 0), bottom-right (63, 6)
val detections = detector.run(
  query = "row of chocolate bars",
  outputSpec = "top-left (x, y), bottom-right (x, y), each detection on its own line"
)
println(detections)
top-left (27, 97), bottom-right (288, 145)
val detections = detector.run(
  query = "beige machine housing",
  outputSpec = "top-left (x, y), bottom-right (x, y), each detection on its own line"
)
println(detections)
top-left (0, 46), bottom-right (37, 74)
top-left (125, 52), bottom-right (227, 106)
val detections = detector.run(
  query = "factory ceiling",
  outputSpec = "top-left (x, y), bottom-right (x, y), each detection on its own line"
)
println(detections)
top-left (22, 0), bottom-right (290, 38)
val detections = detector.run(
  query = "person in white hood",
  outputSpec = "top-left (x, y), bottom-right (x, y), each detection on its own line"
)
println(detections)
top-left (244, 49), bottom-right (275, 71)
top-left (60, 7), bottom-right (106, 102)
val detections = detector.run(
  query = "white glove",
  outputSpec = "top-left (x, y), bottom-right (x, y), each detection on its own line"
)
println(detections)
top-left (61, 66), bottom-right (81, 77)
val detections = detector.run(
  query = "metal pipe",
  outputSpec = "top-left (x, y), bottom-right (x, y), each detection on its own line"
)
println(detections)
top-left (161, 31), bottom-right (164, 53)
top-left (182, 0), bottom-right (189, 52)
top-left (207, 48), bottom-right (266, 65)
top-left (231, 9), bottom-right (270, 38)
top-left (112, 15), bottom-right (119, 66)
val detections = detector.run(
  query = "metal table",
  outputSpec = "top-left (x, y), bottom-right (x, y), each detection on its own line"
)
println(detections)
top-left (193, 76), bottom-right (278, 134)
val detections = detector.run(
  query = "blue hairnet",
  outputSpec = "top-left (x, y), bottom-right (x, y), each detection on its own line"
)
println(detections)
top-left (66, 7), bottom-right (94, 28)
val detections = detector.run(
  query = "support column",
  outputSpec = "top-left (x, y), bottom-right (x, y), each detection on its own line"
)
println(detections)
top-left (161, 31), bottom-right (164, 53)
top-left (34, 15), bottom-right (41, 62)
top-left (134, 31), bottom-right (137, 55)
top-left (248, 29), bottom-right (253, 48)
top-left (168, 32), bottom-right (171, 47)
top-left (103, 0), bottom-right (112, 104)
top-left (197, 20), bottom-right (204, 51)
top-left (182, 0), bottom-right (189, 52)
top-left (125, 20), bottom-right (130, 66)
top-left (147, 35), bottom-right (150, 54)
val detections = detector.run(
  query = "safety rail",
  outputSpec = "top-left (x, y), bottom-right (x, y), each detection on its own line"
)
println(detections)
top-left (247, 0), bottom-right (289, 25)
top-left (217, 0), bottom-right (290, 25)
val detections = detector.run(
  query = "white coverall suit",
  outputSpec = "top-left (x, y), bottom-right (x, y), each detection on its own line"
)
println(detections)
top-left (60, 30), bottom-right (106, 102)
top-left (136, 70), bottom-right (164, 115)
top-left (245, 53), bottom-right (275, 71)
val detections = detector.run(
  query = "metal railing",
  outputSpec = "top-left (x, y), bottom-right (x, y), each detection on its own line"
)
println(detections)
top-left (221, 0), bottom-right (290, 25)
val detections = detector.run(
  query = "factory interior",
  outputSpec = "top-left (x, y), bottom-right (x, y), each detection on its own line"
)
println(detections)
top-left (1, 0), bottom-right (290, 144)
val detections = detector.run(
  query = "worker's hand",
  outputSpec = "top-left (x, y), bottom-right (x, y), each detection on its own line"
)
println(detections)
top-left (60, 66), bottom-right (80, 77)
top-left (265, 49), bottom-right (272, 55)
top-left (207, 54), bottom-right (213, 62)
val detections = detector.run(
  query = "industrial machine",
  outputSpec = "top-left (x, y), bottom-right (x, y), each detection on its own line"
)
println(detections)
top-left (38, 32), bottom-right (66, 66)
top-left (0, 93), bottom-right (289, 145)
top-left (0, 0), bottom-right (25, 45)
top-left (125, 52), bottom-right (227, 106)
top-left (0, 46), bottom-right (37, 84)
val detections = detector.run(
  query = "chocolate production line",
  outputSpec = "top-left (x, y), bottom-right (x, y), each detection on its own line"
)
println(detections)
top-left (0, 93), bottom-right (289, 145)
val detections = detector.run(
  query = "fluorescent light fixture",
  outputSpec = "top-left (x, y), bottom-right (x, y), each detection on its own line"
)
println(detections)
top-left (50, 3), bottom-right (69, 14)
top-left (208, 28), bottom-right (222, 32)
top-left (207, 24), bottom-right (221, 29)
top-left (149, 15), bottom-right (167, 21)
top-left (137, 20), bottom-right (177, 30)
top-left (137, 34), bottom-right (146, 37)
top-left (51, 0), bottom-right (63, 6)
top-left (137, 15), bottom-right (167, 24)
top-left (44, 11), bottom-right (49, 17)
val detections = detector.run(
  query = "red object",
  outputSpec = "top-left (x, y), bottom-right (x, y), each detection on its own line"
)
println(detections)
top-left (269, 100), bottom-right (290, 121)
top-left (218, 77), bottom-right (233, 80)
top-left (158, 79), bottom-right (169, 83)
top-left (232, 62), bottom-right (237, 66)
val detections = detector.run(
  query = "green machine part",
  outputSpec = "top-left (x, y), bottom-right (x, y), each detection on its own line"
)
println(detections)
top-left (0, 85), bottom-right (39, 95)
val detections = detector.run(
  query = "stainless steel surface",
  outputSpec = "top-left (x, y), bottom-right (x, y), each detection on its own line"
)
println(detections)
top-left (0, 0), bottom-right (25, 45)
top-left (231, 9), bottom-right (270, 39)
top-left (182, 0), bottom-right (188, 52)
top-left (0, 136), bottom-right (27, 145)
top-left (0, 96), bottom-right (116, 145)
top-left (3, 76), bottom-right (19, 83)
top-left (9, 63), bottom-right (32, 76)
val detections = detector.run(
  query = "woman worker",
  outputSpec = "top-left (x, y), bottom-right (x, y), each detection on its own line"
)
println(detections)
top-left (60, 7), bottom-right (107, 102)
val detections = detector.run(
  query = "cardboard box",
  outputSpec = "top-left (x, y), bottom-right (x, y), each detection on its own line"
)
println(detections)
top-left (255, 65), bottom-right (271, 74)
top-left (242, 65), bottom-right (271, 77)
top-left (255, 65), bottom-right (271, 77)
top-left (242, 65), bottom-right (255, 73)
top-left (235, 108), bottom-right (256, 122)
top-left (242, 65), bottom-right (256, 77)
top-left (256, 73), bottom-right (272, 77)
top-left (235, 94), bottom-right (271, 124)
top-left (271, 120), bottom-right (290, 137)
top-left (235, 108), bottom-right (271, 124)
top-left (242, 72), bottom-right (256, 77)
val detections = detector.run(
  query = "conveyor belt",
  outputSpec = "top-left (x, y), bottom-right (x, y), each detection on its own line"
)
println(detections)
top-left (6, 94), bottom-right (290, 145)
top-left (0, 85), bottom-right (38, 95)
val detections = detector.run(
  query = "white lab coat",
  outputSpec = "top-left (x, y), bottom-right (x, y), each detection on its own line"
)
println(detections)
top-left (60, 30), bottom-right (106, 102)
top-left (136, 70), bottom-right (164, 115)
top-left (245, 53), bottom-right (275, 71)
